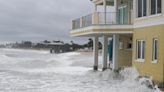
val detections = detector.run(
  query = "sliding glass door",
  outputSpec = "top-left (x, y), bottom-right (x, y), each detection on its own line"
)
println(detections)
top-left (117, 6), bottom-right (128, 24)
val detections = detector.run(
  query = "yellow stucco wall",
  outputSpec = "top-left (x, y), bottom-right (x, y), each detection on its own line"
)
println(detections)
top-left (117, 0), bottom-right (133, 67)
top-left (133, 24), bottom-right (164, 83)
top-left (118, 35), bottom-right (132, 67)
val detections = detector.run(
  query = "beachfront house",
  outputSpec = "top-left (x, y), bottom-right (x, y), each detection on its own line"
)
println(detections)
top-left (70, 0), bottom-right (164, 87)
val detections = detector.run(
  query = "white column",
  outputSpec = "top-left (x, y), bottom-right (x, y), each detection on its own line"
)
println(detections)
top-left (103, 0), bottom-right (107, 24)
top-left (112, 34), bottom-right (119, 70)
top-left (102, 36), bottom-right (108, 71)
top-left (114, 0), bottom-right (117, 24)
top-left (93, 36), bottom-right (99, 70)
top-left (94, 5), bottom-right (97, 12)
top-left (114, 0), bottom-right (117, 11)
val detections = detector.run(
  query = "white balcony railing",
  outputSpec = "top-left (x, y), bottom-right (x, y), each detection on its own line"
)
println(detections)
top-left (72, 12), bottom-right (133, 30)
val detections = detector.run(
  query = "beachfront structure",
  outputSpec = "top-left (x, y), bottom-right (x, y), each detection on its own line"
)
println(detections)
top-left (42, 42), bottom-right (73, 53)
top-left (70, 0), bottom-right (164, 87)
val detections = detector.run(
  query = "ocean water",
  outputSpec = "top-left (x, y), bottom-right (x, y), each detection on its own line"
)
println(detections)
top-left (0, 48), bottom-right (160, 92)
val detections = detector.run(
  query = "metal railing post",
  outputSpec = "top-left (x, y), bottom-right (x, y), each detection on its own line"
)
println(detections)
top-left (72, 20), bottom-right (74, 29)
top-left (80, 17), bottom-right (83, 28)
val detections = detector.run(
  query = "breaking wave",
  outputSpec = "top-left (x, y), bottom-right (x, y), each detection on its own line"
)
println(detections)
top-left (0, 48), bottom-right (161, 92)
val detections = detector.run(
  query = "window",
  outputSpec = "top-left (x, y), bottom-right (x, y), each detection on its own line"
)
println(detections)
top-left (138, 0), bottom-right (142, 17)
top-left (138, 0), bottom-right (147, 17)
top-left (119, 42), bottom-right (123, 50)
top-left (136, 40), bottom-right (145, 61)
top-left (151, 0), bottom-right (161, 15)
top-left (152, 38), bottom-right (158, 63)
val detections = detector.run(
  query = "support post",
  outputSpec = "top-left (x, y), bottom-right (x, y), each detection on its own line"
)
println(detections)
top-left (103, 0), bottom-right (107, 24)
top-left (93, 36), bottom-right (99, 71)
top-left (114, 0), bottom-right (117, 24)
top-left (114, 0), bottom-right (117, 12)
top-left (112, 34), bottom-right (119, 70)
top-left (94, 5), bottom-right (97, 12)
top-left (102, 36), bottom-right (108, 71)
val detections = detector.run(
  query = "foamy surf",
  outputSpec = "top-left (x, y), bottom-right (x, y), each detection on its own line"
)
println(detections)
top-left (0, 48), bottom-right (161, 92)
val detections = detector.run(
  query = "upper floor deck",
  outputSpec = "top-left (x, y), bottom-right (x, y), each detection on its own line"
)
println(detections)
top-left (72, 11), bottom-right (133, 30)
top-left (70, 0), bottom-right (164, 37)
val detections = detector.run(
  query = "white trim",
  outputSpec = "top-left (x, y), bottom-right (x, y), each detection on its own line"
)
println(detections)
top-left (135, 59), bottom-right (145, 62)
top-left (134, 17), bottom-right (164, 28)
top-left (151, 38), bottom-right (158, 64)
top-left (71, 30), bottom-right (133, 34)
top-left (71, 25), bottom-right (133, 32)
top-left (70, 31), bottom-right (133, 37)
top-left (136, 40), bottom-right (145, 62)
top-left (148, 13), bottom-right (162, 18)
top-left (91, 25), bottom-right (133, 29)
top-left (93, 31), bottom-right (133, 34)
top-left (70, 25), bottom-right (134, 37)
top-left (151, 60), bottom-right (158, 64)
top-left (71, 31), bottom-right (133, 36)
top-left (135, 13), bottom-right (162, 21)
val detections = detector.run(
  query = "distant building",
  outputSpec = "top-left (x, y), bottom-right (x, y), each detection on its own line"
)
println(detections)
top-left (42, 41), bottom-right (72, 53)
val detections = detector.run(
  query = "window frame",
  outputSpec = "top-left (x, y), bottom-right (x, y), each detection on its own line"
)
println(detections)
top-left (136, 40), bottom-right (145, 62)
top-left (152, 38), bottom-right (158, 63)
top-left (137, 0), bottom-right (147, 18)
top-left (151, 0), bottom-right (162, 15)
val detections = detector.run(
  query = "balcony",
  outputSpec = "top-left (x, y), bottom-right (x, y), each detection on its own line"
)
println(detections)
top-left (71, 12), bottom-right (133, 36)
top-left (72, 12), bottom-right (133, 30)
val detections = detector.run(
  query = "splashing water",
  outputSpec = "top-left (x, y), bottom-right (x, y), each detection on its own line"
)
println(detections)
top-left (0, 48), bottom-right (161, 92)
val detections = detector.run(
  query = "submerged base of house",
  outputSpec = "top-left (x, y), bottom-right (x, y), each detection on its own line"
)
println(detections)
top-left (79, 24), bottom-right (164, 88)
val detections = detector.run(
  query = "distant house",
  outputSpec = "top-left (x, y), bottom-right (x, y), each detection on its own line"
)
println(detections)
top-left (70, 0), bottom-right (164, 88)
top-left (42, 41), bottom-right (72, 53)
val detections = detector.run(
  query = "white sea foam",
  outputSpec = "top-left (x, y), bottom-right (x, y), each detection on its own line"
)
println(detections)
top-left (0, 48), bottom-right (161, 92)
top-left (120, 67), bottom-right (140, 80)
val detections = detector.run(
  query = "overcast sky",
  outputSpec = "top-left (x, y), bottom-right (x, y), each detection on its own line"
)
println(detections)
top-left (0, 0), bottom-right (94, 44)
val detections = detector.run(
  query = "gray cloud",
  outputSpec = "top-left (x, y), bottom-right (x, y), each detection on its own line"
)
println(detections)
top-left (0, 0), bottom-right (94, 44)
